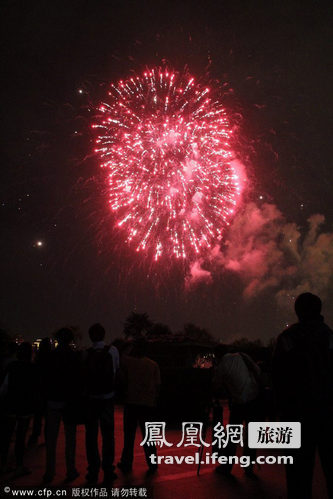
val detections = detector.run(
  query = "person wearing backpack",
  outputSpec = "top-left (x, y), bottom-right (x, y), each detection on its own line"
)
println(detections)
top-left (212, 346), bottom-right (262, 476)
top-left (117, 337), bottom-right (160, 475)
top-left (42, 328), bottom-right (81, 484)
top-left (0, 342), bottom-right (37, 477)
top-left (273, 293), bottom-right (333, 499)
top-left (84, 323), bottom-right (119, 486)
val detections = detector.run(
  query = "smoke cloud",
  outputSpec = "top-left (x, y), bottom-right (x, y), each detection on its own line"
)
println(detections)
top-left (188, 202), bottom-right (333, 307)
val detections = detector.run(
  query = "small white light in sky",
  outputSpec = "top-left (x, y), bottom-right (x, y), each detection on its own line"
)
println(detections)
top-left (36, 240), bottom-right (43, 247)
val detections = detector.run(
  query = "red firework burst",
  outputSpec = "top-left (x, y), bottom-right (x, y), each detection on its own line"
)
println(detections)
top-left (93, 68), bottom-right (243, 261)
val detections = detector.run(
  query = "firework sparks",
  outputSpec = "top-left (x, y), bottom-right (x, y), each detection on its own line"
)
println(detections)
top-left (93, 68), bottom-right (243, 261)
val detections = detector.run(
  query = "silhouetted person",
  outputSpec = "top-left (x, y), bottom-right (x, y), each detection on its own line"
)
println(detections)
top-left (84, 323), bottom-right (118, 485)
top-left (118, 338), bottom-right (160, 474)
top-left (112, 338), bottom-right (132, 359)
top-left (213, 345), bottom-right (262, 476)
top-left (28, 338), bottom-right (52, 446)
top-left (0, 342), bottom-right (37, 477)
top-left (273, 293), bottom-right (333, 499)
top-left (0, 340), bottom-right (17, 384)
top-left (43, 328), bottom-right (81, 483)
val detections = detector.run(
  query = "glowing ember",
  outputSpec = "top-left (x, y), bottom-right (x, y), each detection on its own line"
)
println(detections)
top-left (93, 68), bottom-right (243, 261)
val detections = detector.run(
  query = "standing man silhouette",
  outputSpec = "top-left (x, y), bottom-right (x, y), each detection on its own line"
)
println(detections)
top-left (273, 293), bottom-right (333, 499)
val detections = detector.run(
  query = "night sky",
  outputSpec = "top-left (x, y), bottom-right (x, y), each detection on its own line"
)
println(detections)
top-left (1, 0), bottom-right (333, 345)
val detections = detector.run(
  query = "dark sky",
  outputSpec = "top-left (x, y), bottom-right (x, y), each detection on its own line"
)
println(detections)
top-left (1, 0), bottom-right (333, 344)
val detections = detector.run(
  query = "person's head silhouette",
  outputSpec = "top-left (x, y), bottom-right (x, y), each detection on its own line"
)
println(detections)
top-left (294, 292), bottom-right (322, 321)
top-left (17, 341), bottom-right (32, 362)
top-left (213, 344), bottom-right (229, 364)
top-left (54, 327), bottom-right (74, 346)
top-left (39, 337), bottom-right (52, 355)
top-left (88, 323), bottom-right (106, 343)
top-left (131, 337), bottom-right (147, 358)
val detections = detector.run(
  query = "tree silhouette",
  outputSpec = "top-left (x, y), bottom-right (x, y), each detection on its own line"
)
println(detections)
top-left (231, 338), bottom-right (263, 349)
top-left (123, 312), bottom-right (152, 339)
top-left (146, 322), bottom-right (172, 339)
top-left (183, 323), bottom-right (214, 343)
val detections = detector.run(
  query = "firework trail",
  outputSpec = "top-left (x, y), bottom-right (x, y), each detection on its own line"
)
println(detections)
top-left (93, 68), bottom-right (243, 262)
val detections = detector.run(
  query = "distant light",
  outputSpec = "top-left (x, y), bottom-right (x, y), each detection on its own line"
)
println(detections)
top-left (36, 241), bottom-right (43, 247)
top-left (78, 89), bottom-right (83, 94)
top-left (259, 195), bottom-right (263, 200)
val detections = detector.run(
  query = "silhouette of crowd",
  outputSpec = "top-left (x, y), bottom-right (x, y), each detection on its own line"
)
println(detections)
top-left (0, 292), bottom-right (332, 499)
top-left (0, 325), bottom-right (160, 486)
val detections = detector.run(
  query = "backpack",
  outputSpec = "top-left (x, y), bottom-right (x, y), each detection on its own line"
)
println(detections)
top-left (84, 346), bottom-right (114, 396)
top-left (239, 353), bottom-right (263, 388)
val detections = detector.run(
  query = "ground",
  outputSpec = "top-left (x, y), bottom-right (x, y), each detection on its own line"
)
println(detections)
top-left (0, 405), bottom-right (328, 499)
